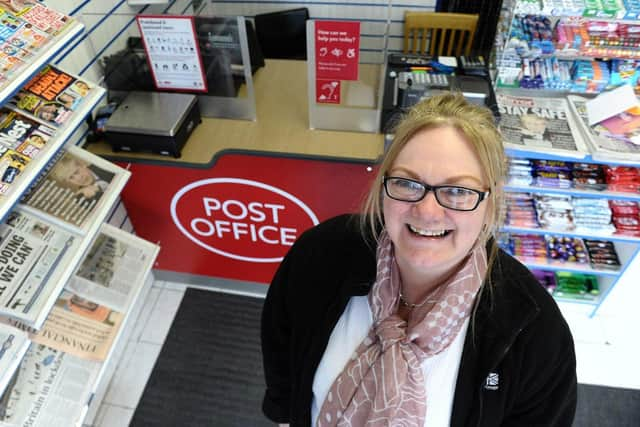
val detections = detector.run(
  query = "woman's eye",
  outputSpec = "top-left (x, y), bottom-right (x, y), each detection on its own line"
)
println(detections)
top-left (442, 187), bottom-right (471, 198)
top-left (396, 180), bottom-right (420, 190)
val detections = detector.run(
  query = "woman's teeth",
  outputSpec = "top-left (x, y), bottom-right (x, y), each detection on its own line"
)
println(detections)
top-left (408, 225), bottom-right (449, 237)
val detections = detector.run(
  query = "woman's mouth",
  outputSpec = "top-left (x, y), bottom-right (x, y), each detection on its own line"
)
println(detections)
top-left (407, 224), bottom-right (452, 237)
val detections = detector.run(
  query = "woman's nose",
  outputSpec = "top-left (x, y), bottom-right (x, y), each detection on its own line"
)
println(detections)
top-left (413, 191), bottom-right (446, 218)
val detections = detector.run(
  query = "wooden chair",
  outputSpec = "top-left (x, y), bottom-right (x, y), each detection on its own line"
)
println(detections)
top-left (403, 12), bottom-right (479, 57)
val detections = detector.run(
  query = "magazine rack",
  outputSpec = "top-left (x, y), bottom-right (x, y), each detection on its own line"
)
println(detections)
top-left (0, 4), bottom-right (160, 422)
top-left (493, 1), bottom-right (640, 317)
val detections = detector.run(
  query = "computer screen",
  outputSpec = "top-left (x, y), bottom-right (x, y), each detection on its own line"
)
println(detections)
top-left (253, 8), bottom-right (309, 60)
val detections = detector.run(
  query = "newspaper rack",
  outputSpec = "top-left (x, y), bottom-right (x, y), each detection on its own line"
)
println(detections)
top-left (0, 225), bottom-right (159, 427)
top-left (0, 75), bottom-right (106, 223)
top-left (0, 20), bottom-right (83, 106)
top-left (82, 225), bottom-right (159, 426)
top-left (0, 145), bottom-right (131, 329)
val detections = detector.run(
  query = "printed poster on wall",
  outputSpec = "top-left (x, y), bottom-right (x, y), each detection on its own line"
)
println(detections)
top-left (136, 15), bottom-right (208, 92)
top-left (315, 20), bottom-right (360, 81)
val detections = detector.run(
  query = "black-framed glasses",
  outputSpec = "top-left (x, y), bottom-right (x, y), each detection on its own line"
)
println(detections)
top-left (383, 176), bottom-right (490, 211)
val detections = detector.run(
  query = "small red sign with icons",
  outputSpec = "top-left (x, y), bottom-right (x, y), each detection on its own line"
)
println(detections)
top-left (316, 79), bottom-right (340, 104)
top-left (118, 153), bottom-right (377, 284)
top-left (315, 20), bottom-right (360, 81)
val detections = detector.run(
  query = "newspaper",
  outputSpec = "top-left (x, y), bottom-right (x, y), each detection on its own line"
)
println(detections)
top-left (6, 65), bottom-right (96, 129)
top-left (0, 343), bottom-right (99, 427)
top-left (0, 209), bottom-right (75, 327)
top-left (497, 93), bottom-right (590, 159)
top-left (20, 145), bottom-right (123, 231)
top-left (0, 324), bottom-right (29, 397)
top-left (68, 225), bottom-right (155, 312)
top-left (14, 290), bottom-right (123, 361)
top-left (567, 94), bottom-right (640, 164)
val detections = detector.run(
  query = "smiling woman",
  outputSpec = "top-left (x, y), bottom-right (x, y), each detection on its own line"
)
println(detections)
top-left (261, 93), bottom-right (578, 427)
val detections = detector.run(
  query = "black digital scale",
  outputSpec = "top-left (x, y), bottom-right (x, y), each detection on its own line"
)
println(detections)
top-left (104, 91), bottom-right (201, 158)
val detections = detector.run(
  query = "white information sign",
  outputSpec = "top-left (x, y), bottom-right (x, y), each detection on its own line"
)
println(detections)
top-left (136, 15), bottom-right (208, 92)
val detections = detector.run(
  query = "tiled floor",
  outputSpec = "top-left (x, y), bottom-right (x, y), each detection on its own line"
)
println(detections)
top-left (91, 280), bottom-right (189, 427)
top-left (88, 276), bottom-right (640, 426)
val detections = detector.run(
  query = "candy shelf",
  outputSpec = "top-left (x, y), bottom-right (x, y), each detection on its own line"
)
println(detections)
top-left (502, 225), bottom-right (640, 243)
top-left (504, 184), bottom-right (640, 202)
top-left (501, 150), bottom-right (640, 316)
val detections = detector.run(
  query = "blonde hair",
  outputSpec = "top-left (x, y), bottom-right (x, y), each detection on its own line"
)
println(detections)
top-left (361, 92), bottom-right (507, 285)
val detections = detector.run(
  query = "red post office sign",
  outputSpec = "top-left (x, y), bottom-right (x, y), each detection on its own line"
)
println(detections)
top-left (171, 178), bottom-right (319, 263)
top-left (315, 20), bottom-right (360, 81)
top-left (118, 153), bottom-right (377, 284)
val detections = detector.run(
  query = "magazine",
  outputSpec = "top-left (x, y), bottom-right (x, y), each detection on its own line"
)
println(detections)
top-left (0, 108), bottom-right (55, 195)
top-left (20, 145), bottom-right (129, 230)
top-left (497, 93), bottom-right (590, 159)
top-left (0, 209), bottom-right (76, 328)
top-left (0, 343), bottom-right (99, 427)
top-left (7, 65), bottom-right (95, 128)
top-left (0, 108), bottom-right (54, 158)
top-left (0, 2), bottom-right (73, 36)
top-left (567, 94), bottom-right (640, 163)
top-left (0, 323), bottom-right (28, 397)
top-left (69, 225), bottom-right (158, 313)
top-left (0, 3), bottom-right (76, 89)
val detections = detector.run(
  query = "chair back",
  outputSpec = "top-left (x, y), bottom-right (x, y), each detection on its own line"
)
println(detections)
top-left (403, 12), bottom-right (478, 56)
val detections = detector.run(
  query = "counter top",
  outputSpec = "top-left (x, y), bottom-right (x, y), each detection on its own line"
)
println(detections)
top-left (88, 59), bottom-right (384, 166)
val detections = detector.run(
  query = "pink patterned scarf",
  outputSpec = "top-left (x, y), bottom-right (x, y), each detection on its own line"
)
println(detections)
top-left (316, 231), bottom-right (487, 427)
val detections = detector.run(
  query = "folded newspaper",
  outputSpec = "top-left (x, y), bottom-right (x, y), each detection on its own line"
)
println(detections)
top-left (0, 324), bottom-right (29, 398)
top-left (497, 93), bottom-right (591, 159)
top-left (0, 343), bottom-right (99, 427)
top-left (567, 94), bottom-right (640, 164)
top-left (20, 145), bottom-right (126, 231)
top-left (0, 209), bottom-right (76, 328)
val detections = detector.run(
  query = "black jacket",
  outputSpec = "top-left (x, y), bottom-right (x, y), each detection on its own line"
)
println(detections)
top-left (261, 214), bottom-right (577, 426)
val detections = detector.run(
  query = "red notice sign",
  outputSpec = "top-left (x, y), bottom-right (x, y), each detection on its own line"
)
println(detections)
top-left (316, 79), bottom-right (340, 104)
top-left (315, 21), bottom-right (360, 81)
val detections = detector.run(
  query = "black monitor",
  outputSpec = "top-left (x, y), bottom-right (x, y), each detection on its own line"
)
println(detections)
top-left (254, 8), bottom-right (309, 60)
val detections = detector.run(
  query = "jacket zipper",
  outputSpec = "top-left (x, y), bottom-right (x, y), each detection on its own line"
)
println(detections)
top-left (475, 325), bottom-right (526, 427)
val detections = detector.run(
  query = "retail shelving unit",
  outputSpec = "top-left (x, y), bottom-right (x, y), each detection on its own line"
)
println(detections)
top-left (495, 1), bottom-right (640, 317)
top-left (0, 4), bottom-right (160, 424)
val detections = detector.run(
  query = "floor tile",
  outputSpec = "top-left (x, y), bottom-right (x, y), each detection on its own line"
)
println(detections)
top-left (103, 341), bottom-right (162, 408)
top-left (128, 287), bottom-right (162, 343)
top-left (163, 280), bottom-right (189, 291)
top-left (139, 288), bottom-right (185, 344)
top-left (93, 403), bottom-right (134, 427)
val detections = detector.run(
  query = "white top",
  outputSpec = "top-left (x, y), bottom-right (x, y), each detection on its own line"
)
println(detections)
top-left (311, 296), bottom-right (469, 427)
